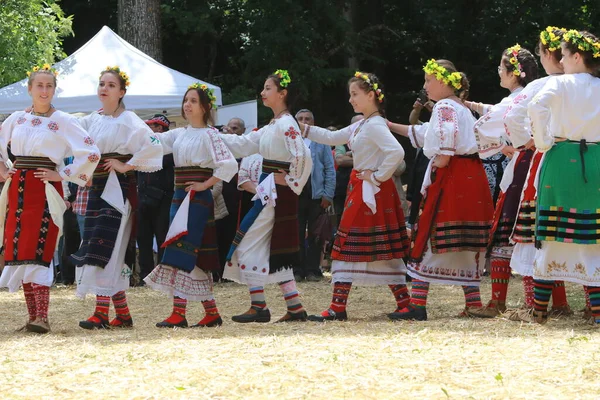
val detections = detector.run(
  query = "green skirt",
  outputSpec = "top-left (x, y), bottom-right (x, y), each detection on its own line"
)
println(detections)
top-left (536, 141), bottom-right (600, 245)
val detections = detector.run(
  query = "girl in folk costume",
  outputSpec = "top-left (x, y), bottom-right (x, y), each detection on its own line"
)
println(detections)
top-left (73, 67), bottom-right (163, 329)
top-left (0, 65), bottom-right (100, 333)
top-left (299, 72), bottom-right (411, 322)
top-left (145, 84), bottom-right (237, 328)
top-left (219, 70), bottom-right (312, 323)
top-left (387, 60), bottom-right (494, 321)
top-left (514, 30), bottom-right (600, 324)
top-left (464, 44), bottom-right (541, 318)
top-left (471, 29), bottom-right (574, 319)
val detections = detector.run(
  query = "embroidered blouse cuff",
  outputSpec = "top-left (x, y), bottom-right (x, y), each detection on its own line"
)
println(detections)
top-left (302, 124), bottom-right (310, 139)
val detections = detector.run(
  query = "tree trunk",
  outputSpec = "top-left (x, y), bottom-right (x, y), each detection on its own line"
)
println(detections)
top-left (118, 0), bottom-right (162, 62)
top-left (344, 0), bottom-right (359, 69)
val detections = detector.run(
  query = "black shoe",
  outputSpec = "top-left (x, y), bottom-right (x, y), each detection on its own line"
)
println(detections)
top-left (190, 316), bottom-right (223, 328)
top-left (231, 307), bottom-right (271, 323)
top-left (79, 314), bottom-right (110, 330)
top-left (294, 273), bottom-right (305, 282)
top-left (307, 309), bottom-right (348, 322)
top-left (156, 318), bottom-right (189, 328)
top-left (109, 316), bottom-right (134, 328)
top-left (275, 310), bottom-right (308, 323)
top-left (305, 274), bottom-right (322, 282)
top-left (388, 305), bottom-right (427, 321)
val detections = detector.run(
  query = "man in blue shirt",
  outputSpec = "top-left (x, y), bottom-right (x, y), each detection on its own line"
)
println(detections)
top-left (294, 109), bottom-right (336, 281)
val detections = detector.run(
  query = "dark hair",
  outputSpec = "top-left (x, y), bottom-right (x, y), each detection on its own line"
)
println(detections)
top-left (501, 47), bottom-right (539, 87)
top-left (100, 70), bottom-right (128, 105)
top-left (266, 73), bottom-right (298, 110)
top-left (27, 69), bottom-right (57, 88)
top-left (536, 28), bottom-right (565, 63)
top-left (181, 87), bottom-right (214, 125)
top-left (562, 30), bottom-right (600, 74)
top-left (347, 72), bottom-right (387, 117)
top-left (433, 60), bottom-right (470, 101)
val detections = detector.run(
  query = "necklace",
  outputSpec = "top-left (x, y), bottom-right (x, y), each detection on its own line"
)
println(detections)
top-left (272, 109), bottom-right (289, 121)
top-left (104, 103), bottom-right (122, 117)
top-left (353, 110), bottom-right (380, 136)
top-left (31, 104), bottom-right (54, 117)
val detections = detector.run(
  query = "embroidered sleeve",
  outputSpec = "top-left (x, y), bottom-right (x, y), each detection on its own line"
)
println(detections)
top-left (503, 87), bottom-right (537, 149)
top-left (125, 119), bottom-right (164, 172)
top-left (0, 112), bottom-right (20, 164)
top-left (219, 128), bottom-right (262, 158)
top-left (474, 105), bottom-right (507, 158)
top-left (58, 115), bottom-right (102, 186)
top-left (306, 123), bottom-right (354, 146)
top-left (237, 156), bottom-right (253, 189)
top-left (409, 123), bottom-right (427, 148)
top-left (529, 77), bottom-right (561, 152)
top-left (282, 123), bottom-right (313, 195)
top-left (370, 124), bottom-right (405, 185)
top-left (207, 128), bottom-right (238, 183)
top-left (433, 104), bottom-right (459, 156)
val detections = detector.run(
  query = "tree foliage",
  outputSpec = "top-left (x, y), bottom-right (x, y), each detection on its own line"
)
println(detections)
top-left (0, 0), bottom-right (73, 87)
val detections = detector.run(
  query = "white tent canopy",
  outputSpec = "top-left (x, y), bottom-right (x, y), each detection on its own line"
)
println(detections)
top-left (0, 26), bottom-right (222, 113)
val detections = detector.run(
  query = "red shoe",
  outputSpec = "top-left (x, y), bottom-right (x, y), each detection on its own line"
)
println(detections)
top-left (109, 316), bottom-right (133, 328)
top-left (190, 315), bottom-right (223, 328)
top-left (79, 313), bottom-right (110, 330)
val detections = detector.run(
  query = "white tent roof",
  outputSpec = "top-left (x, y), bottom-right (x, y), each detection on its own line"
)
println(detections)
top-left (0, 26), bottom-right (222, 114)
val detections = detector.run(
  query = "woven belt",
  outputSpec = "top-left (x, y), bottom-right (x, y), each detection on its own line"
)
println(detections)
top-left (262, 159), bottom-right (291, 174)
top-left (174, 166), bottom-right (213, 189)
top-left (94, 153), bottom-right (133, 176)
top-left (13, 156), bottom-right (57, 170)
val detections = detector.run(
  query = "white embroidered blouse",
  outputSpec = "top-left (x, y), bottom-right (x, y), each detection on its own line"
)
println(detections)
top-left (238, 154), bottom-right (264, 189)
top-left (529, 73), bottom-right (600, 152)
top-left (0, 111), bottom-right (101, 186)
top-left (220, 114), bottom-right (312, 195)
top-left (473, 88), bottom-right (523, 157)
top-left (503, 77), bottom-right (554, 149)
top-left (79, 111), bottom-right (163, 172)
top-left (159, 126), bottom-right (237, 183)
top-left (306, 116), bottom-right (403, 185)
top-left (410, 99), bottom-right (478, 159)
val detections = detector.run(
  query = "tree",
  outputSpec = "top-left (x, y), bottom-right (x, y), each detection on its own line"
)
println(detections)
top-left (0, 0), bottom-right (73, 87)
top-left (118, 0), bottom-right (162, 62)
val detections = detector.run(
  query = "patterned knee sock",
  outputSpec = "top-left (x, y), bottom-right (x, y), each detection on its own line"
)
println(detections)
top-left (22, 283), bottom-right (37, 322)
top-left (31, 284), bottom-right (50, 321)
top-left (490, 258), bottom-right (511, 303)
top-left (279, 280), bottom-right (304, 314)
top-left (111, 291), bottom-right (131, 320)
top-left (164, 296), bottom-right (187, 324)
top-left (249, 286), bottom-right (267, 309)
top-left (462, 286), bottom-right (483, 308)
top-left (523, 276), bottom-right (535, 308)
top-left (551, 281), bottom-right (568, 308)
top-left (584, 286), bottom-right (591, 309)
top-left (533, 279), bottom-right (553, 313)
top-left (389, 284), bottom-right (410, 311)
top-left (409, 279), bottom-right (430, 309)
top-left (585, 286), bottom-right (600, 323)
top-left (87, 295), bottom-right (110, 323)
top-left (324, 282), bottom-right (352, 316)
top-left (198, 298), bottom-right (221, 325)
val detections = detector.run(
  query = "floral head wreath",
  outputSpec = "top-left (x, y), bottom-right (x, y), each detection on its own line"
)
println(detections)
top-left (505, 44), bottom-right (526, 78)
top-left (188, 82), bottom-right (217, 108)
top-left (27, 63), bottom-right (58, 77)
top-left (540, 26), bottom-right (567, 52)
top-left (422, 60), bottom-right (462, 90)
top-left (563, 30), bottom-right (600, 58)
top-left (102, 66), bottom-right (131, 87)
top-left (273, 69), bottom-right (292, 88)
top-left (354, 71), bottom-right (385, 103)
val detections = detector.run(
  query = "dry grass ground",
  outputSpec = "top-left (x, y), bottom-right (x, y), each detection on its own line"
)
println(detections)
top-left (0, 277), bottom-right (599, 400)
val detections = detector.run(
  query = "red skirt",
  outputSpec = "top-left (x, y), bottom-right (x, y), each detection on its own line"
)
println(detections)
top-left (410, 155), bottom-right (493, 261)
top-left (332, 171), bottom-right (409, 262)
top-left (511, 151), bottom-right (543, 243)
top-left (4, 169), bottom-right (63, 267)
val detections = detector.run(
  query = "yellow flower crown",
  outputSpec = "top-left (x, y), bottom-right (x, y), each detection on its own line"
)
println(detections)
top-left (188, 82), bottom-right (217, 108)
top-left (273, 69), bottom-right (292, 88)
top-left (506, 44), bottom-right (526, 78)
top-left (102, 66), bottom-right (131, 87)
top-left (26, 63), bottom-right (58, 77)
top-left (563, 30), bottom-right (600, 58)
top-left (423, 60), bottom-right (462, 90)
top-left (540, 26), bottom-right (567, 52)
top-left (354, 71), bottom-right (384, 103)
